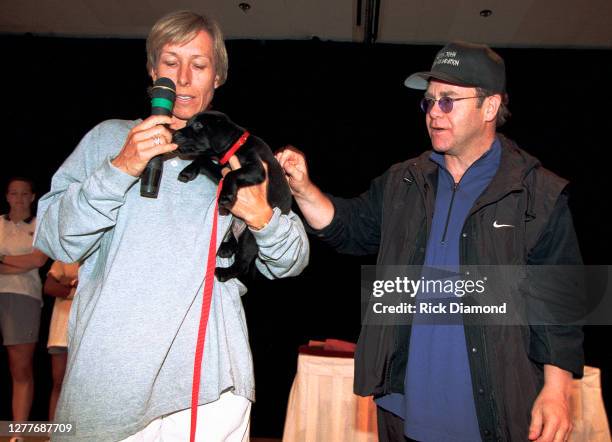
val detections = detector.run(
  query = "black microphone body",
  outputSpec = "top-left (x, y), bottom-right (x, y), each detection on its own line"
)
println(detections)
top-left (140, 77), bottom-right (176, 198)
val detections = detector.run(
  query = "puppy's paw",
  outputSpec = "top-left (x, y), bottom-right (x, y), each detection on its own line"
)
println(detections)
top-left (218, 192), bottom-right (236, 208)
top-left (218, 238), bottom-right (237, 258)
top-left (215, 266), bottom-right (236, 282)
top-left (178, 162), bottom-right (200, 183)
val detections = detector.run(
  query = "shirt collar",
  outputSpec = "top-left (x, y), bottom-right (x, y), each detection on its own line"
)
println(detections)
top-left (429, 137), bottom-right (501, 170)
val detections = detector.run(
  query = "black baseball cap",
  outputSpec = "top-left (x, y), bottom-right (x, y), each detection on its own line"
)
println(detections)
top-left (404, 41), bottom-right (506, 93)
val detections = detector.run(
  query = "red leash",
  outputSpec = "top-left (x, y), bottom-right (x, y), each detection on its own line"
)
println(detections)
top-left (189, 131), bottom-right (250, 442)
top-left (190, 178), bottom-right (223, 442)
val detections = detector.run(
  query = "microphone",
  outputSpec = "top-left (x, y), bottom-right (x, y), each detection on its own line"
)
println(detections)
top-left (140, 77), bottom-right (176, 198)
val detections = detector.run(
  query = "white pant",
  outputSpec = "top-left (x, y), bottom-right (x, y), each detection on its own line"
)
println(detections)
top-left (121, 391), bottom-right (251, 442)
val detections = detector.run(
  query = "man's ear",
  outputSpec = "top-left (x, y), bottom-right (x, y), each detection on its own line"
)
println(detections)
top-left (483, 95), bottom-right (501, 123)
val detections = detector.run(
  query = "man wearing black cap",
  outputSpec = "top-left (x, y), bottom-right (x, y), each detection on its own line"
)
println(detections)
top-left (276, 41), bottom-right (583, 441)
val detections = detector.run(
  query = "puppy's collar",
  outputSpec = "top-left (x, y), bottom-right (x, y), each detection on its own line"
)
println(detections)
top-left (219, 131), bottom-right (250, 165)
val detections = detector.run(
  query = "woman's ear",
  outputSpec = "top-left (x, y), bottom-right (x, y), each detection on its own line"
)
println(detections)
top-left (214, 75), bottom-right (220, 89)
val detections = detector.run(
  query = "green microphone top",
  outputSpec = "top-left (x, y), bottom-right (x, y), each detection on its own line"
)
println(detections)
top-left (151, 77), bottom-right (176, 115)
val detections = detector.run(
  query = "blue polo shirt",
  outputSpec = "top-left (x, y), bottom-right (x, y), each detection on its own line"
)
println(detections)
top-left (376, 139), bottom-right (501, 441)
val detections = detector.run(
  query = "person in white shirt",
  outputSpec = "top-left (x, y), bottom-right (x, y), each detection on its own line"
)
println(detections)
top-left (0, 177), bottom-right (48, 427)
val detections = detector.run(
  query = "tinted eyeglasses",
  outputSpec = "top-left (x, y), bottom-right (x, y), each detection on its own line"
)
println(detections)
top-left (420, 96), bottom-right (484, 113)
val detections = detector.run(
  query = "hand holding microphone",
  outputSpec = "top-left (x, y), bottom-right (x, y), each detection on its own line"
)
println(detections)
top-left (110, 78), bottom-right (177, 197)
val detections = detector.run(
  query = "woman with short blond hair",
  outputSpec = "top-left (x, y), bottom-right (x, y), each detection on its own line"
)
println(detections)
top-left (35, 10), bottom-right (308, 441)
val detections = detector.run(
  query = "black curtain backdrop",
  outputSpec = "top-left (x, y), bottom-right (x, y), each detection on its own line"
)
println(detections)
top-left (1, 34), bottom-right (611, 438)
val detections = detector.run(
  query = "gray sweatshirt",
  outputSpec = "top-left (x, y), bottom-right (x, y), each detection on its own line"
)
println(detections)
top-left (34, 119), bottom-right (309, 441)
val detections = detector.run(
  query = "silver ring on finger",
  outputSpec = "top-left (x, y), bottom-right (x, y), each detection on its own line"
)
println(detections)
top-left (153, 136), bottom-right (162, 146)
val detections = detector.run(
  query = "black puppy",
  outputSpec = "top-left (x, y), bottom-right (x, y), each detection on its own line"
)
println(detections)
top-left (173, 110), bottom-right (292, 282)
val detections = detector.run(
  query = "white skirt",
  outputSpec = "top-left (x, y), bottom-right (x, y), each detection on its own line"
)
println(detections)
top-left (120, 391), bottom-right (251, 442)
